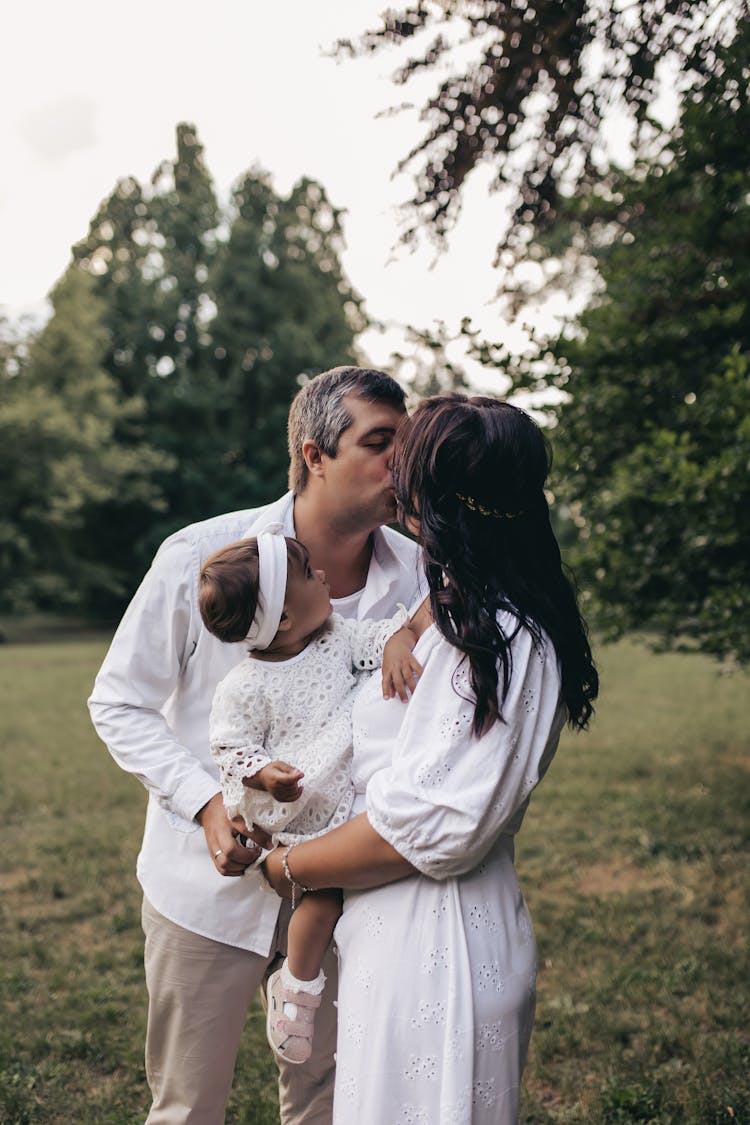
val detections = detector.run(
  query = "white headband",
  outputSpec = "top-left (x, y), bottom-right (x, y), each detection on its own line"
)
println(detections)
top-left (245, 531), bottom-right (289, 651)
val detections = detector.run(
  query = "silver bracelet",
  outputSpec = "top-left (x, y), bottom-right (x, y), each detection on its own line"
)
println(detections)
top-left (281, 844), bottom-right (313, 910)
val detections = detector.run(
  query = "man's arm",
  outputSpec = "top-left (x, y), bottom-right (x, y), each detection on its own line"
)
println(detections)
top-left (88, 536), bottom-right (222, 825)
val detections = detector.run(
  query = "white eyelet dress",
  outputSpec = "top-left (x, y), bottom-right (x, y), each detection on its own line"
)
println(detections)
top-left (208, 610), bottom-right (408, 845)
top-left (332, 614), bottom-right (567, 1125)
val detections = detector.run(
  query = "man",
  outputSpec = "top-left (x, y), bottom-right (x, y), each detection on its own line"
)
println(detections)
top-left (88, 367), bottom-right (423, 1125)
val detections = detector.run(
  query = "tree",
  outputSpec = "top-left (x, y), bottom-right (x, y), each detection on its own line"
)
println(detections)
top-left (64, 126), bottom-right (366, 604)
top-left (148, 123), bottom-right (220, 387)
top-left (481, 24), bottom-right (750, 662)
top-left (202, 172), bottom-right (366, 516)
top-left (73, 174), bottom-right (157, 400)
top-left (3, 125), bottom-right (366, 617)
top-left (386, 320), bottom-right (471, 401)
top-left (336, 0), bottom-right (748, 264)
top-left (0, 268), bottom-right (170, 615)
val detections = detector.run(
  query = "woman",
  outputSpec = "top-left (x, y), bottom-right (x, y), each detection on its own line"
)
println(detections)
top-left (263, 393), bottom-right (598, 1123)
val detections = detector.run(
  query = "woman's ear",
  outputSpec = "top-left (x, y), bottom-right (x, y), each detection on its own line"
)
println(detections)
top-left (302, 439), bottom-right (325, 478)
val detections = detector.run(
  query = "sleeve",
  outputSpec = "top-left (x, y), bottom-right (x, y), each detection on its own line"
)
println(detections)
top-left (344, 605), bottom-right (409, 670)
top-left (208, 669), bottom-right (273, 821)
top-left (87, 536), bottom-right (221, 828)
top-left (365, 625), bottom-right (566, 879)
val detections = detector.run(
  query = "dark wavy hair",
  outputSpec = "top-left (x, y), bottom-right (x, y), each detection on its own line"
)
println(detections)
top-left (392, 393), bottom-right (598, 736)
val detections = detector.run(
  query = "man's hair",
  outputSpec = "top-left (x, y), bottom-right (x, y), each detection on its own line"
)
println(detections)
top-left (287, 366), bottom-right (406, 494)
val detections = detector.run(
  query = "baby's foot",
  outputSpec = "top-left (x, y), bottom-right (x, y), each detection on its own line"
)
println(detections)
top-left (266, 968), bottom-right (323, 1065)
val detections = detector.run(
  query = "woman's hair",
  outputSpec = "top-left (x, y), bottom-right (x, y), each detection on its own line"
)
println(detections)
top-left (392, 393), bottom-right (598, 735)
top-left (199, 537), bottom-right (308, 644)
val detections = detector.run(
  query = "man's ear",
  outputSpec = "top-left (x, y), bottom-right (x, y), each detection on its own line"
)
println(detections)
top-left (276, 609), bottom-right (292, 633)
top-left (302, 439), bottom-right (325, 479)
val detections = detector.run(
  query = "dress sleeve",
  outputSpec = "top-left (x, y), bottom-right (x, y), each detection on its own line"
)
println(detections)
top-left (365, 624), bottom-right (566, 879)
top-left (208, 667), bottom-right (272, 821)
top-left (344, 606), bottom-right (409, 670)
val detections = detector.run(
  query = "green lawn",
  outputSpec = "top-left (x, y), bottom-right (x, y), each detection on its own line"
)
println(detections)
top-left (0, 633), bottom-right (747, 1124)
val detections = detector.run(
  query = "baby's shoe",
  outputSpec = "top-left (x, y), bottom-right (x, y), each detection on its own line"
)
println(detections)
top-left (266, 966), bottom-right (324, 1065)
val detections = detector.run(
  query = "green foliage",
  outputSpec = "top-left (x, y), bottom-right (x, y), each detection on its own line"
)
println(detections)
top-left (187, 172), bottom-right (366, 520)
top-left (336, 0), bottom-right (748, 261)
top-left (475, 24), bottom-right (750, 663)
top-left (0, 270), bottom-right (170, 615)
top-left (6, 124), bottom-right (364, 618)
top-left (387, 320), bottom-right (471, 402)
top-left (567, 350), bottom-right (750, 661)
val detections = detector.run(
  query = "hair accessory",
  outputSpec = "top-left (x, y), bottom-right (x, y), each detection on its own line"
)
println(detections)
top-left (455, 492), bottom-right (525, 520)
top-left (245, 531), bottom-right (288, 651)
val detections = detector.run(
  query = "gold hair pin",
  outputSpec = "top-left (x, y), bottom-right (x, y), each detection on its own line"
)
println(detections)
top-left (455, 492), bottom-right (525, 520)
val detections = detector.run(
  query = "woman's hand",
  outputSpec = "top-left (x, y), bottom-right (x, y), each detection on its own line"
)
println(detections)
top-left (262, 847), bottom-right (293, 899)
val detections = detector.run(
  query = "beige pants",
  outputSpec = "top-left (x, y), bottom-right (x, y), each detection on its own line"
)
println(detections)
top-left (141, 897), bottom-right (337, 1125)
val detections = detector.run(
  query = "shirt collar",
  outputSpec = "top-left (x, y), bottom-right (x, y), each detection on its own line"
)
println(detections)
top-left (244, 495), bottom-right (415, 619)
top-left (241, 492), bottom-right (295, 540)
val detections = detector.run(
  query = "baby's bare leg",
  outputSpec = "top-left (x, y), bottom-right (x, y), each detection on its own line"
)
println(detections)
top-left (287, 889), bottom-right (343, 981)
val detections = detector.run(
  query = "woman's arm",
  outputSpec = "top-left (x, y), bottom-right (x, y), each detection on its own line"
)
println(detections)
top-left (263, 812), bottom-right (416, 897)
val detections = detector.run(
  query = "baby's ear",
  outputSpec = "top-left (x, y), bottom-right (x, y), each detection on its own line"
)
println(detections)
top-left (276, 609), bottom-right (292, 632)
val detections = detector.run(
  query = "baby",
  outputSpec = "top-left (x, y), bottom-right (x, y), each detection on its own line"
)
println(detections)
top-left (199, 530), bottom-right (422, 1065)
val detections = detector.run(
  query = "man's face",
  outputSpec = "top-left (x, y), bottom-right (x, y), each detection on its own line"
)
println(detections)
top-left (320, 394), bottom-right (405, 532)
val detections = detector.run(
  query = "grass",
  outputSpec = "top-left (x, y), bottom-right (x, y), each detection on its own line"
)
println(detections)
top-left (0, 630), bottom-right (747, 1123)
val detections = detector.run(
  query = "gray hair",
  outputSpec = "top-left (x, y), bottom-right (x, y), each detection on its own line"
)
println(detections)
top-left (287, 366), bottom-right (406, 493)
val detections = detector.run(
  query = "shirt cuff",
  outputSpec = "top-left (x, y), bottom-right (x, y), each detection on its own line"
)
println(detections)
top-left (159, 771), bottom-right (223, 828)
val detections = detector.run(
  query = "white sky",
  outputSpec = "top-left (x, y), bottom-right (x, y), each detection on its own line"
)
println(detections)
top-left (0, 1), bottom-right (549, 390)
top-left (1, 2), bottom-right (676, 390)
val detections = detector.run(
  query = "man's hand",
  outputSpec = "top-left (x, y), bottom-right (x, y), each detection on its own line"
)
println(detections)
top-left (196, 792), bottom-right (263, 877)
top-left (246, 761), bottom-right (304, 802)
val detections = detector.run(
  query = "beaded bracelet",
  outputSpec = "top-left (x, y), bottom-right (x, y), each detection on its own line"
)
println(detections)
top-left (281, 844), bottom-right (313, 910)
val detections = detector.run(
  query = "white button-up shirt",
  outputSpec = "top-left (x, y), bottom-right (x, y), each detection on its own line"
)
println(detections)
top-left (88, 492), bottom-right (423, 953)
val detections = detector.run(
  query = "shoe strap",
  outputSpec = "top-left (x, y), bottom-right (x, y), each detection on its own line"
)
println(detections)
top-left (280, 1017), bottom-right (316, 1038)
top-left (279, 987), bottom-right (323, 1008)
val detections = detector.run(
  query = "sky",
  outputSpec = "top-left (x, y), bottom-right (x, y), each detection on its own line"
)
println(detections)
top-left (1, 1), bottom-right (557, 390)
top-left (2, 2), bottom-right (677, 393)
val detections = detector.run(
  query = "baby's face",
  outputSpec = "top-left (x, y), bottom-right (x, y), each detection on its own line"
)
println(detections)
top-left (281, 549), bottom-right (333, 644)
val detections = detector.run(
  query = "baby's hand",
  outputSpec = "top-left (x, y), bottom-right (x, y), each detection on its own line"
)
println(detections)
top-left (255, 761), bottom-right (305, 802)
top-left (382, 627), bottom-right (423, 702)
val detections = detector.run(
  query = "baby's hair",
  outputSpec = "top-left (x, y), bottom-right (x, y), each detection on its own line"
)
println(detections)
top-left (199, 540), bottom-right (262, 644)
top-left (199, 536), bottom-right (310, 644)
